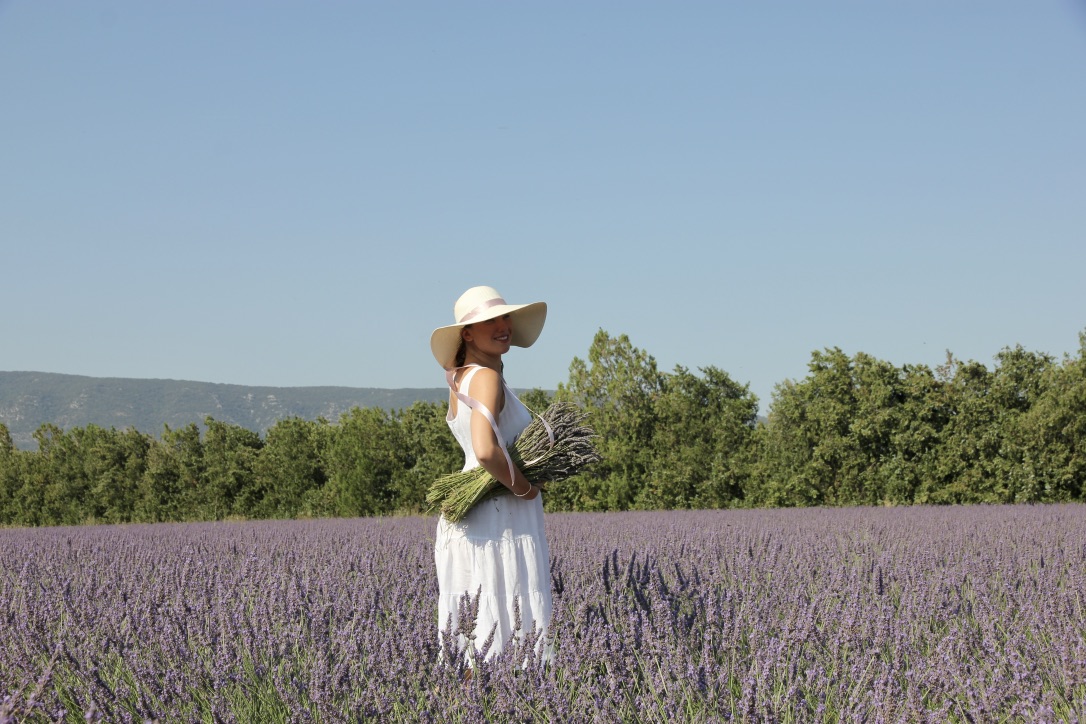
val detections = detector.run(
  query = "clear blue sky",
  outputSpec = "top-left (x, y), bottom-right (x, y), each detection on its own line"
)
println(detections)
top-left (3, 1), bottom-right (1084, 412)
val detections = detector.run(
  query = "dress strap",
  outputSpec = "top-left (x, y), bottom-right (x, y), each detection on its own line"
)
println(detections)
top-left (445, 364), bottom-right (556, 482)
top-left (445, 365), bottom-right (517, 484)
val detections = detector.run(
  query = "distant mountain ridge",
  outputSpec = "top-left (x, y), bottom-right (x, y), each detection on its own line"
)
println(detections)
top-left (0, 371), bottom-right (450, 450)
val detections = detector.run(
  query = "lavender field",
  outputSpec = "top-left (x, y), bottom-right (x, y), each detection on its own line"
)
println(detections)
top-left (2, 505), bottom-right (1085, 723)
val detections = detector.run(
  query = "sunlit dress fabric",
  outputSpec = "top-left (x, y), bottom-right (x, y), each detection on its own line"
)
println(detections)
top-left (435, 365), bottom-right (553, 664)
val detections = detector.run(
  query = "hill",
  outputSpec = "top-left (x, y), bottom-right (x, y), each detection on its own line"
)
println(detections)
top-left (0, 371), bottom-right (450, 450)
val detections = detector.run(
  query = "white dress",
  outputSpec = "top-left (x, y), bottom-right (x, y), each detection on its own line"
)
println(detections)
top-left (435, 365), bottom-right (554, 664)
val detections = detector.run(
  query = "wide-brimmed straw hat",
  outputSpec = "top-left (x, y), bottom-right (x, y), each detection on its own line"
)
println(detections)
top-left (430, 286), bottom-right (547, 369)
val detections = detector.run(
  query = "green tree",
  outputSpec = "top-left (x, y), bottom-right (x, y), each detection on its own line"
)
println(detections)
top-left (921, 352), bottom-right (1024, 504)
top-left (30, 423), bottom-right (90, 525)
top-left (201, 417), bottom-right (264, 520)
top-left (750, 349), bottom-right (932, 507)
top-left (323, 407), bottom-right (405, 517)
top-left (391, 401), bottom-right (461, 514)
top-left (137, 423), bottom-right (204, 522)
top-left (552, 329), bottom-right (663, 511)
top-left (9, 448), bottom-right (47, 526)
top-left (749, 348), bottom-right (858, 507)
top-left (1007, 333), bottom-right (1086, 502)
top-left (80, 426), bottom-right (151, 524)
top-left (642, 365), bottom-right (758, 509)
top-left (518, 388), bottom-right (552, 416)
top-left (254, 417), bottom-right (332, 519)
top-left (840, 353), bottom-right (910, 506)
top-left (881, 363), bottom-right (948, 505)
top-left (0, 423), bottom-right (18, 524)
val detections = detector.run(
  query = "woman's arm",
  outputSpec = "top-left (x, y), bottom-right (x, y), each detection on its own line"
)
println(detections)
top-left (466, 367), bottom-right (540, 500)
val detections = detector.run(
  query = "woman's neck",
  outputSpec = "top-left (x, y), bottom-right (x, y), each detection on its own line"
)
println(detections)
top-left (464, 350), bottom-right (503, 375)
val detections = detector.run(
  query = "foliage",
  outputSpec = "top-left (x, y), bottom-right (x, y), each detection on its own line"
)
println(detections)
top-left (252, 416), bottom-right (332, 519)
top-left (1, 329), bottom-right (1086, 527)
top-left (552, 329), bottom-right (664, 511)
top-left (1004, 333), bottom-right (1086, 502)
top-left (389, 401), bottom-right (461, 514)
top-left (644, 365), bottom-right (758, 509)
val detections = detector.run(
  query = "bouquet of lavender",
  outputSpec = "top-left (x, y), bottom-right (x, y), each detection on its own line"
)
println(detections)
top-left (427, 401), bottom-right (600, 523)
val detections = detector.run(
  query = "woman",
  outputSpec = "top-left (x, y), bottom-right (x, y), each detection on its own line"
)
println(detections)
top-left (429, 285), bottom-right (553, 667)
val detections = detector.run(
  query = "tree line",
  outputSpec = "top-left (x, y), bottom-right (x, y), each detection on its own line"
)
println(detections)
top-left (2, 329), bottom-right (1084, 527)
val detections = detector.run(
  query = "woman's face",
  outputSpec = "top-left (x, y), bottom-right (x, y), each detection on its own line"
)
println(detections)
top-left (462, 314), bottom-right (513, 358)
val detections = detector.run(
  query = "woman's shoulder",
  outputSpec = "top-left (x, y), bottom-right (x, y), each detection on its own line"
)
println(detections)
top-left (456, 366), bottom-right (507, 411)
top-left (466, 366), bottom-right (504, 395)
top-left (452, 364), bottom-right (500, 389)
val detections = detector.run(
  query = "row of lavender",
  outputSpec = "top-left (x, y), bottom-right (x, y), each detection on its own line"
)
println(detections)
top-left (2, 505), bottom-right (1085, 722)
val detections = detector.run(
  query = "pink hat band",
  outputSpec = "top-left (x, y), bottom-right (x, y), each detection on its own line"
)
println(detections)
top-left (458, 297), bottom-right (507, 324)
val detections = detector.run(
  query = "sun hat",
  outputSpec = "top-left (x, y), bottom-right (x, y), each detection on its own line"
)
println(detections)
top-left (430, 286), bottom-right (547, 369)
